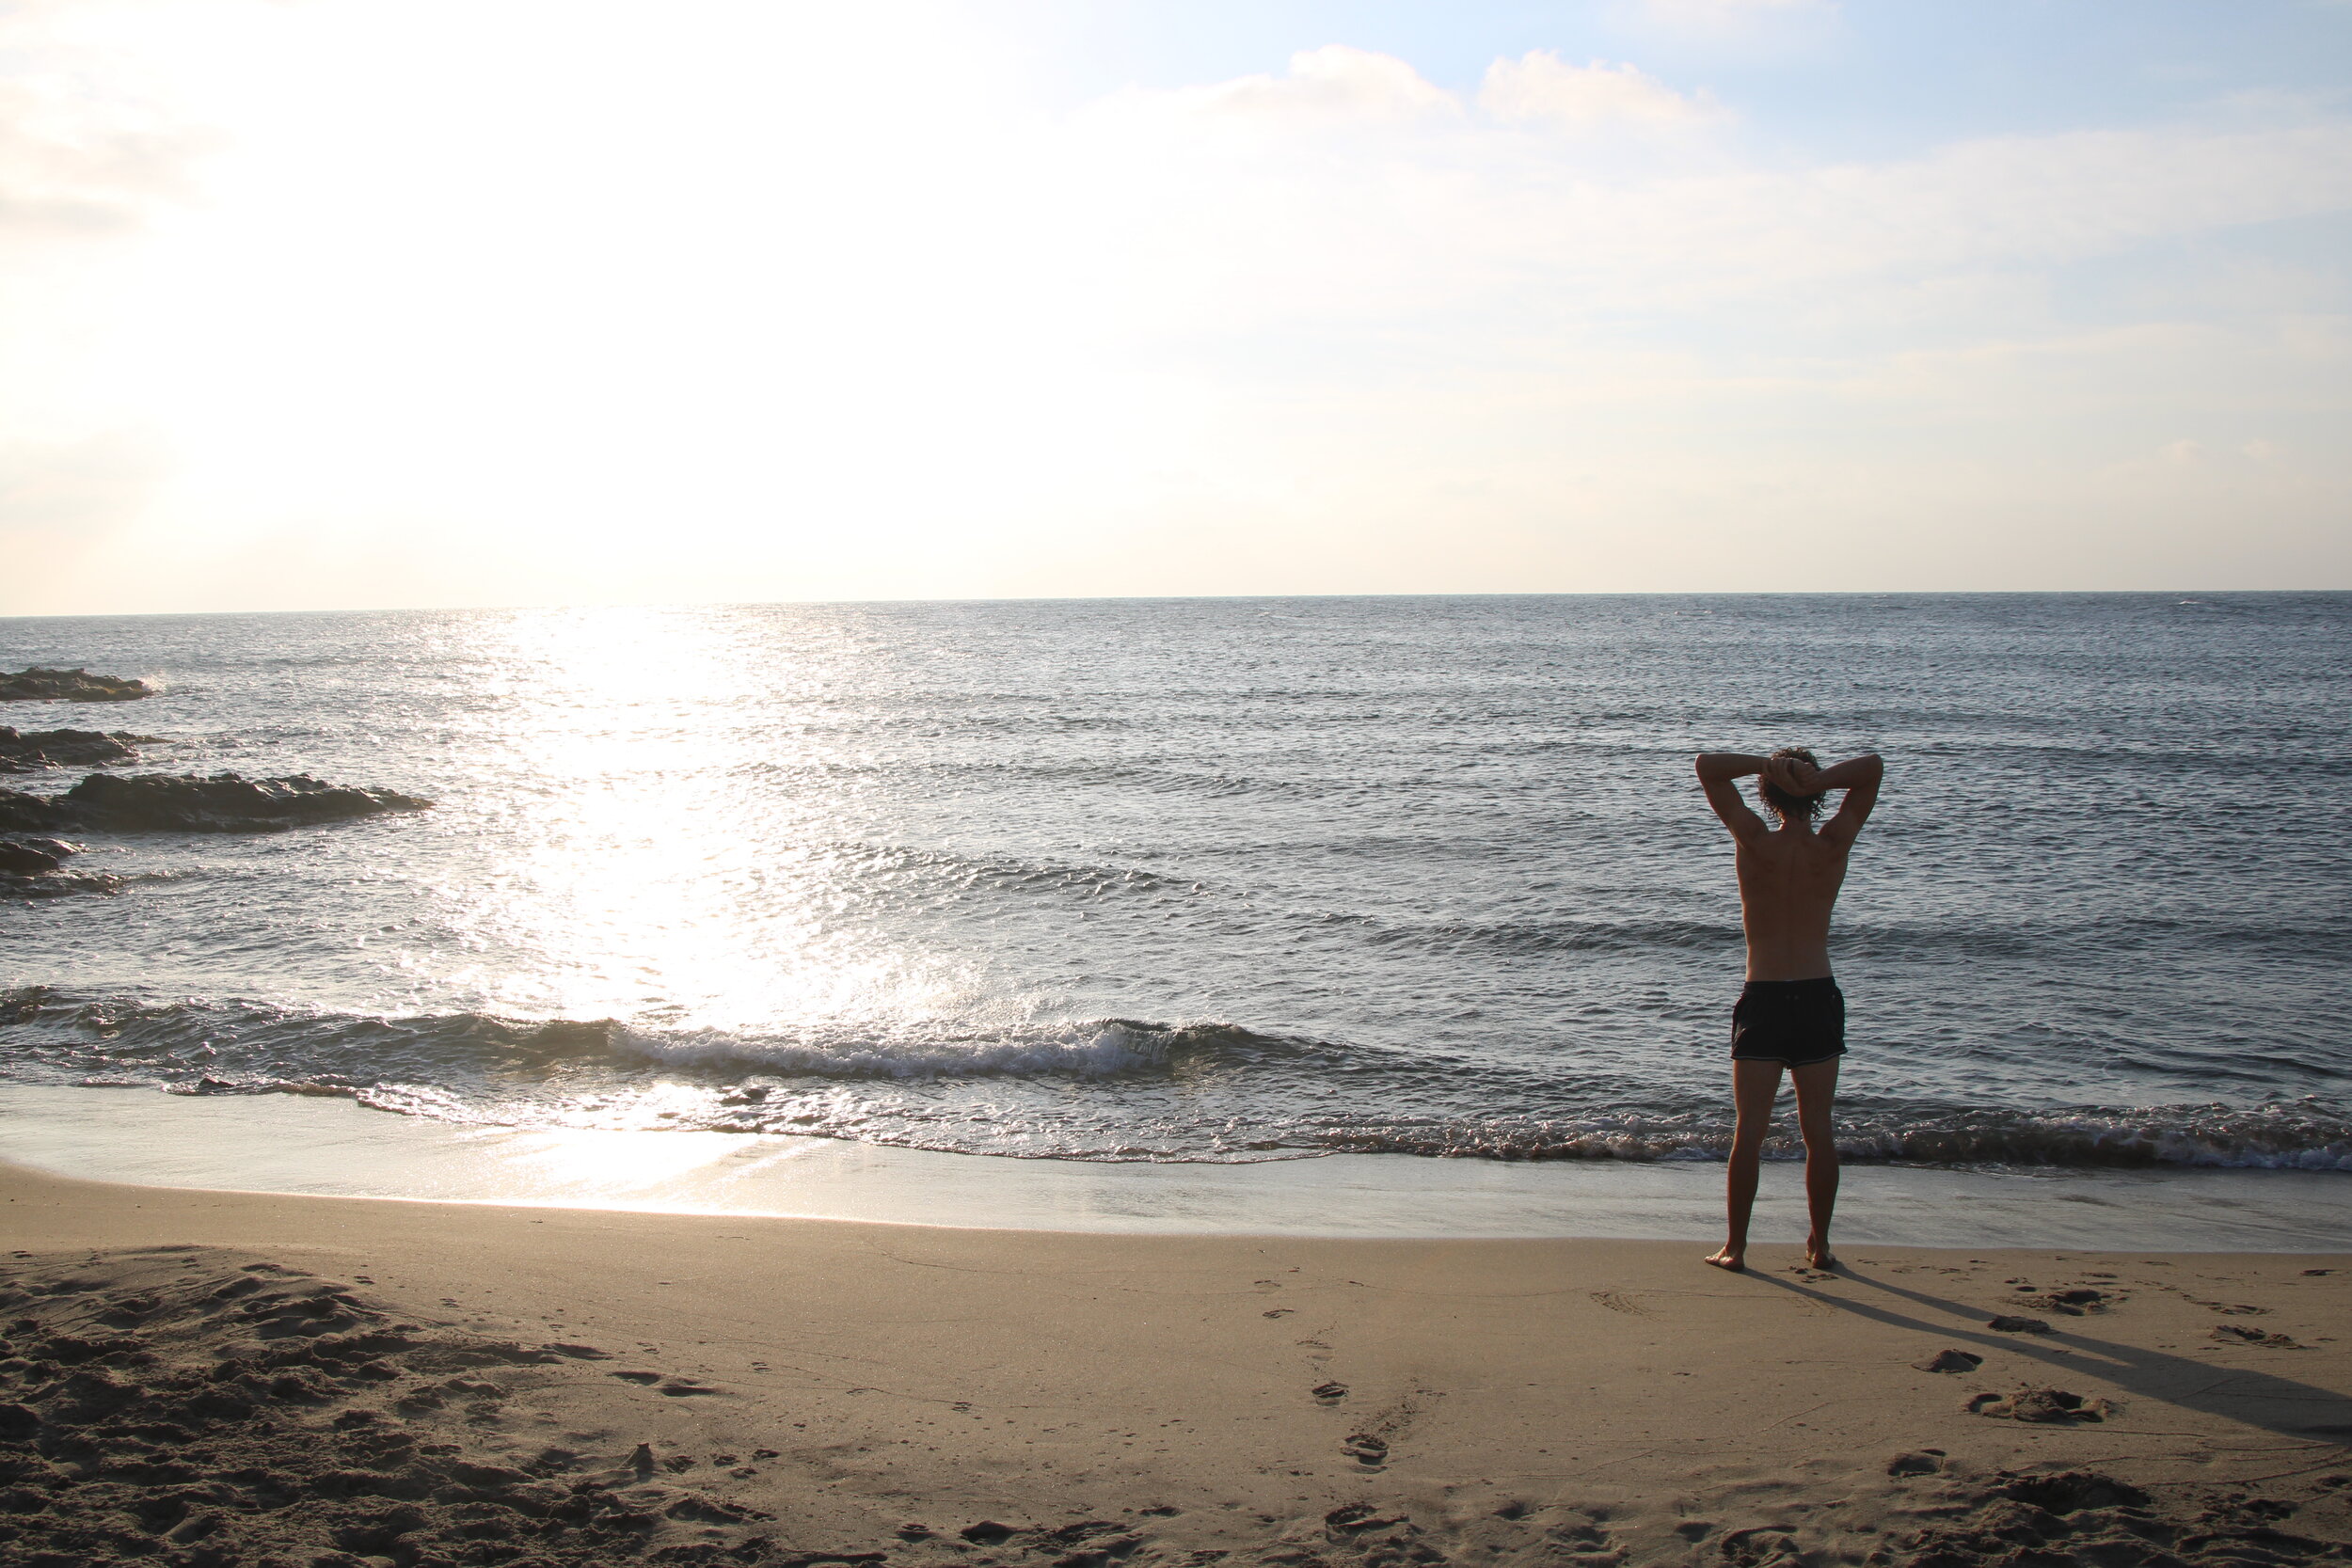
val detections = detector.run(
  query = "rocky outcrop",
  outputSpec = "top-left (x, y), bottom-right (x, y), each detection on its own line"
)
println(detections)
top-left (0, 871), bottom-right (118, 897)
top-left (0, 838), bottom-right (67, 874)
top-left (0, 666), bottom-right (153, 702)
top-left (0, 772), bottom-right (431, 834)
top-left (0, 835), bottom-right (114, 896)
top-left (0, 726), bottom-right (151, 772)
top-left (0, 794), bottom-right (73, 834)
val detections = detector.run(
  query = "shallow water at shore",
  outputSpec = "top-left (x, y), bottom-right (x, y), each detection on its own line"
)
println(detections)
top-left (5, 1083), bottom-right (2348, 1250)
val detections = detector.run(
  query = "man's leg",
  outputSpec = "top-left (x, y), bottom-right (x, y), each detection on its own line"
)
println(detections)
top-left (1705, 1058), bottom-right (1783, 1272)
top-left (1788, 1058), bottom-right (1841, 1269)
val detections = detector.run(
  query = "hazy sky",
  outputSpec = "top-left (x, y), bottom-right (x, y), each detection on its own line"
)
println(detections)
top-left (4, 0), bottom-right (2348, 614)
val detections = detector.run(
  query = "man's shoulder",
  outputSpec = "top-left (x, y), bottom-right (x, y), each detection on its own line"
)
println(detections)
top-left (1739, 830), bottom-right (1850, 864)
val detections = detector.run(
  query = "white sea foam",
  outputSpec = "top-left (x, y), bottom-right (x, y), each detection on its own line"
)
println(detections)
top-left (607, 1020), bottom-right (1177, 1080)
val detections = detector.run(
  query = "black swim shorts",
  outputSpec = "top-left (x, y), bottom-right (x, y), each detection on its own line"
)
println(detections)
top-left (1729, 976), bottom-right (1846, 1066)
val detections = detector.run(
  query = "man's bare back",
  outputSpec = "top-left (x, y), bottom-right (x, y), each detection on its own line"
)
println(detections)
top-left (1699, 750), bottom-right (1883, 976)
top-left (1692, 748), bottom-right (1884, 1272)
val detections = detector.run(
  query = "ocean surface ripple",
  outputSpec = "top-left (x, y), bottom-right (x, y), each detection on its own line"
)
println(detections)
top-left (2, 593), bottom-right (2346, 1171)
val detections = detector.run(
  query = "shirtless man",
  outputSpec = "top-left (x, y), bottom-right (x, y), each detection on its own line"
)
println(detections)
top-left (1693, 747), bottom-right (1883, 1272)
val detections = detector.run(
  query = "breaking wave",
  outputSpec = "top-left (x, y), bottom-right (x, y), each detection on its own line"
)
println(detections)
top-left (4, 986), bottom-right (2346, 1171)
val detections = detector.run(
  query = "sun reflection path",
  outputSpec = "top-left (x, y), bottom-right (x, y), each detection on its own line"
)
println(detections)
top-left (428, 605), bottom-right (999, 1058)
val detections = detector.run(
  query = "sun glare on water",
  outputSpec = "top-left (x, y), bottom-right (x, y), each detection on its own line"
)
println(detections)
top-left (424, 606), bottom-right (980, 1068)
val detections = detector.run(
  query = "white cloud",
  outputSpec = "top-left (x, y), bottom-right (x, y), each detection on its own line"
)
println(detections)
top-left (1136, 45), bottom-right (1459, 127)
top-left (1477, 52), bottom-right (1724, 131)
top-left (1118, 45), bottom-right (1721, 140)
top-left (1064, 85), bottom-right (2352, 334)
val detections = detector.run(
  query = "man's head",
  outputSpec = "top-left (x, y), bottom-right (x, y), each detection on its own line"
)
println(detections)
top-left (1758, 746), bottom-right (1824, 823)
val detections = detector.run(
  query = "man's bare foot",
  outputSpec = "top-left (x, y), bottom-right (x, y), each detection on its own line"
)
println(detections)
top-left (1805, 1241), bottom-right (1838, 1269)
top-left (1704, 1247), bottom-right (1745, 1272)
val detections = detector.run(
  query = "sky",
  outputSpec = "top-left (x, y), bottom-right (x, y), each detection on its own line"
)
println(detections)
top-left (2, 0), bottom-right (2348, 615)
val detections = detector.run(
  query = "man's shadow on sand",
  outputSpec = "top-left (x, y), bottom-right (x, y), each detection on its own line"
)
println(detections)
top-left (1743, 1267), bottom-right (2352, 1445)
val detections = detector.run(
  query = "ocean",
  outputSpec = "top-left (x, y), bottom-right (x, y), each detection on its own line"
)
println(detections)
top-left (3, 593), bottom-right (2347, 1180)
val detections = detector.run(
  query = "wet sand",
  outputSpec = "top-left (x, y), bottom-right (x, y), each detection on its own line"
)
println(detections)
top-left (5, 1158), bottom-right (2349, 1566)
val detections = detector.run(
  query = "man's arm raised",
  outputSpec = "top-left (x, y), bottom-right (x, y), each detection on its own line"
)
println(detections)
top-left (1813, 753), bottom-right (1884, 847)
top-left (1695, 752), bottom-right (1770, 843)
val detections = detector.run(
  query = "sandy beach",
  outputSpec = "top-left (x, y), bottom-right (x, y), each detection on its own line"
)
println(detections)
top-left (5, 1160), bottom-right (2348, 1567)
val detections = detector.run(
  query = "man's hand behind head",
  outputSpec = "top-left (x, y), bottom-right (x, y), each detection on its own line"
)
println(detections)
top-left (1766, 753), bottom-right (1821, 800)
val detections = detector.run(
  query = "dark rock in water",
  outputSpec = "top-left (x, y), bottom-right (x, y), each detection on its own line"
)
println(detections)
top-left (0, 833), bottom-right (110, 895)
top-left (0, 839), bottom-right (63, 873)
top-left (12, 834), bottom-right (80, 858)
top-left (71, 772), bottom-right (434, 832)
top-left (0, 665), bottom-right (153, 702)
top-left (0, 790), bottom-right (80, 833)
top-left (0, 772), bottom-right (431, 834)
top-left (0, 829), bottom-right (83, 861)
top-left (0, 725), bottom-right (151, 771)
top-left (0, 870), bottom-right (120, 898)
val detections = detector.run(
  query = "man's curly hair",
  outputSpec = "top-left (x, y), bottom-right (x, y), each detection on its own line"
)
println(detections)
top-left (1758, 746), bottom-right (1825, 823)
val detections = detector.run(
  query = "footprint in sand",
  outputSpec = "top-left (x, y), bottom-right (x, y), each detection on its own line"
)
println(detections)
top-left (1589, 1291), bottom-right (1647, 1316)
top-left (1716, 1524), bottom-right (1803, 1567)
top-left (1324, 1503), bottom-right (1406, 1534)
top-left (1967, 1386), bottom-right (2115, 1423)
top-left (1312, 1383), bottom-right (1348, 1403)
top-left (0, 1249), bottom-right (783, 1565)
top-left (2213, 1324), bottom-right (2304, 1349)
top-left (2019, 1288), bottom-right (2114, 1316)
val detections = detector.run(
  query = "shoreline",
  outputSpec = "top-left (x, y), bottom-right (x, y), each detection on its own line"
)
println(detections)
top-left (4, 1154), bottom-right (2349, 1566)
top-left (3, 1079), bottom-right (2348, 1251)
